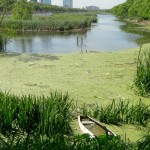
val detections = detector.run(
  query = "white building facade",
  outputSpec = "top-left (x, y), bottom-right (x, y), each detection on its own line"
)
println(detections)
top-left (63, 0), bottom-right (73, 8)
top-left (51, 0), bottom-right (63, 6)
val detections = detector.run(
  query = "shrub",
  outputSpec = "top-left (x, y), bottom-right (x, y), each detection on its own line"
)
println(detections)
top-left (134, 45), bottom-right (150, 96)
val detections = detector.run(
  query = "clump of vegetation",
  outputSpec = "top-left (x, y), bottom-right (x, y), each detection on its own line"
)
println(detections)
top-left (0, 91), bottom-right (73, 136)
top-left (138, 131), bottom-right (150, 150)
top-left (134, 46), bottom-right (150, 97)
top-left (0, 133), bottom-right (133, 150)
top-left (2, 13), bottom-right (97, 31)
top-left (81, 100), bottom-right (150, 126)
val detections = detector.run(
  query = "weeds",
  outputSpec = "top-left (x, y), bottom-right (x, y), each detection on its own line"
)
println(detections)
top-left (0, 91), bottom-right (73, 136)
top-left (134, 46), bottom-right (150, 97)
top-left (0, 133), bottom-right (133, 150)
top-left (2, 13), bottom-right (97, 31)
top-left (137, 129), bottom-right (150, 150)
top-left (81, 100), bottom-right (150, 126)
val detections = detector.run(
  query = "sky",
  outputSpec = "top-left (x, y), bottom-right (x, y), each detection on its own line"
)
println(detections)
top-left (52, 0), bottom-right (126, 9)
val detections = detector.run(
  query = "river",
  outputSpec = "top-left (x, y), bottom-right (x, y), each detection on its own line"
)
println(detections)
top-left (5, 14), bottom-right (150, 54)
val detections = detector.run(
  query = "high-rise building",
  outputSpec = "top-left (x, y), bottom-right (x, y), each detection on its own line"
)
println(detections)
top-left (63, 0), bottom-right (73, 8)
top-left (86, 6), bottom-right (99, 10)
top-left (51, 0), bottom-right (63, 6)
top-left (27, 0), bottom-right (51, 5)
top-left (43, 0), bottom-right (51, 5)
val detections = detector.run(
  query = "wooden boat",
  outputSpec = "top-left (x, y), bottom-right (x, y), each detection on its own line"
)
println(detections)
top-left (78, 116), bottom-right (116, 138)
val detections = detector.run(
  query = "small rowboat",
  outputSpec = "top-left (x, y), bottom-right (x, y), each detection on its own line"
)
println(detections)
top-left (78, 116), bottom-right (116, 138)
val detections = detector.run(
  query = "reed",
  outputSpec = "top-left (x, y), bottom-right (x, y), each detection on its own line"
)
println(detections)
top-left (2, 13), bottom-right (97, 31)
top-left (138, 132), bottom-right (150, 150)
top-left (134, 46), bottom-right (150, 97)
top-left (0, 133), bottom-right (133, 150)
top-left (81, 100), bottom-right (150, 126)
top-left (0, 91), bottom-right (73, 136)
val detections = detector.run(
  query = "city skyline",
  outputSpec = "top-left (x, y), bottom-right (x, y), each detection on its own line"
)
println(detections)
top-left (52, 0), bottom-right (126, 9)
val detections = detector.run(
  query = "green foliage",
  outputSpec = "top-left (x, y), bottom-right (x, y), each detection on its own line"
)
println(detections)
top-left (0, 91), bottom-right (73, 136)
top-left (112, 0), bottom-right (150, 20)
top-left (12, 0), bottom-right (33, 20)
top-left (2, 13), bottom-right (97, 31)
top-left (81, 100), bottom-right (150, 126)
top-left (0, 134), bottom-right (133, 150)
top-left (138, 131), bottom-right (150, 150)
top-left (134, 46), bottom-right (150, 97)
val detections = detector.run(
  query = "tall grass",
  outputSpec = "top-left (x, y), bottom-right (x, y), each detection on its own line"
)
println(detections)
top-left (2, 13), bottom-right (97, 31)
top-left (0, 91), bottom-right (73, 136)
top-left (81, 100), bottom-right (150, 126)
top-left (0, 133), bottom-right (133, 150)
top-left (134, 46), bottom-right (150, 97)
top-left (138, 130), bottom-right (150, 150)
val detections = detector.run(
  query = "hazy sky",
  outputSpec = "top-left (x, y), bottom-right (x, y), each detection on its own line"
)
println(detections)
top-left (52, 0), bottom-right (126, 9)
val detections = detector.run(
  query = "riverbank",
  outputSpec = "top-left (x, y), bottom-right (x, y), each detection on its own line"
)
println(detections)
top-left (126, 19), bottom-right (150, 32)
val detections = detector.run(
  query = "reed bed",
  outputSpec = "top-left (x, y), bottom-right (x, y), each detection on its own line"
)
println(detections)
top-left (81, 100), bottom-right (150, 126)
top-left (134, 46), bottom-right (150, 97)
top-left (2, 13), bottom-right (97, 31)
top-left (0, 91), bottom-right (73, 136)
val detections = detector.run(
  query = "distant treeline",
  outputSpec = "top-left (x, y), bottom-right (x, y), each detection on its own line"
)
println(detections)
top-left (0, 0), bottom-right (85, 13)
top-left (112, 0), bottom-right (150, 20)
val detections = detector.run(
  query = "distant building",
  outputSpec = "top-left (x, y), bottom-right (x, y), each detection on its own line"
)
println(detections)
top-left (43, 0), bottom-right (51, 5)
top-left (63, 0), bottom-right (73, 8)
top-left (51, 0), bottom-right (63, 7)
top-left (86, 6), bottom-right (99, 10)
top-left (27, 0), bottom-right (51, 5)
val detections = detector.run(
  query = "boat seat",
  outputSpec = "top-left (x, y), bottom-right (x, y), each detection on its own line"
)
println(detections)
top-left (82, 121), bottom-right (94, 125)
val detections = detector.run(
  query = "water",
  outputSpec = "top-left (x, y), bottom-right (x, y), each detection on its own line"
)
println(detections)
top-left (5, 14), bottom-right (149, 54)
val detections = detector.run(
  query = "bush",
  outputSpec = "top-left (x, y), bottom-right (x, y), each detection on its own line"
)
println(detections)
top-left (0, 91), bottom-right (73, 136)
top-left (134, 45), bottom-right (150, 96)
top-left (81, 100), bottom-right (150, 126)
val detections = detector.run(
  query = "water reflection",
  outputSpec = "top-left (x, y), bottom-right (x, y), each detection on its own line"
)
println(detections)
top-left (120, 22), bottom-right (150, 45)
top-left (6, 14), bottom-right (150, 54)
top-left (77, 32), bottom-right (87, 53)
top-left (0, 34), bottom-right (8, 52)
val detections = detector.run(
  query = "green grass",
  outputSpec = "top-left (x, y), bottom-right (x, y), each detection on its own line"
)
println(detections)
top-left (81, 100), bottom-right (150, 126)
top-left (134, 45), bottom-right (150, 96)
top-left (0, 134), bottom-right (133, 150)
top-left (2, 13), bottom-right (97, 31)
top-left (0, 91), bottom-right (73, 136)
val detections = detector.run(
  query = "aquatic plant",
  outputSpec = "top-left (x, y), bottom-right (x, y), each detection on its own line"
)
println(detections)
top-left (0, 133), bottom-right (133, 150)
top-left (0, 91), bottom-right (73, 136)
top-left (81, 100), bottom-right (150, 126)
top-left (134, 45), bottom-right (150, 97)
top-left (2, 13), bottom-right (97, 31)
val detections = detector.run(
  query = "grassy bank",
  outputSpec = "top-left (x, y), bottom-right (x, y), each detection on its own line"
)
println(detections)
top-left (2, 13), bottom-right (97, 32)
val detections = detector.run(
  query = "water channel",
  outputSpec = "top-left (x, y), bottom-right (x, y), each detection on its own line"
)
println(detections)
top-left (6, 14), bottom-right (150, 54)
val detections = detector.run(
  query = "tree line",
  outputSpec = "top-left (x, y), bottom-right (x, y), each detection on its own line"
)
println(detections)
top-left (112, 0), bottom-right (150, 20)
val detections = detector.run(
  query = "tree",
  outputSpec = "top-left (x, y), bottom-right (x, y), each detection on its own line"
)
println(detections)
top-left (12, 0), bottom-right (33, 20)
top-left (0, 0), bottom-right (15, 26)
